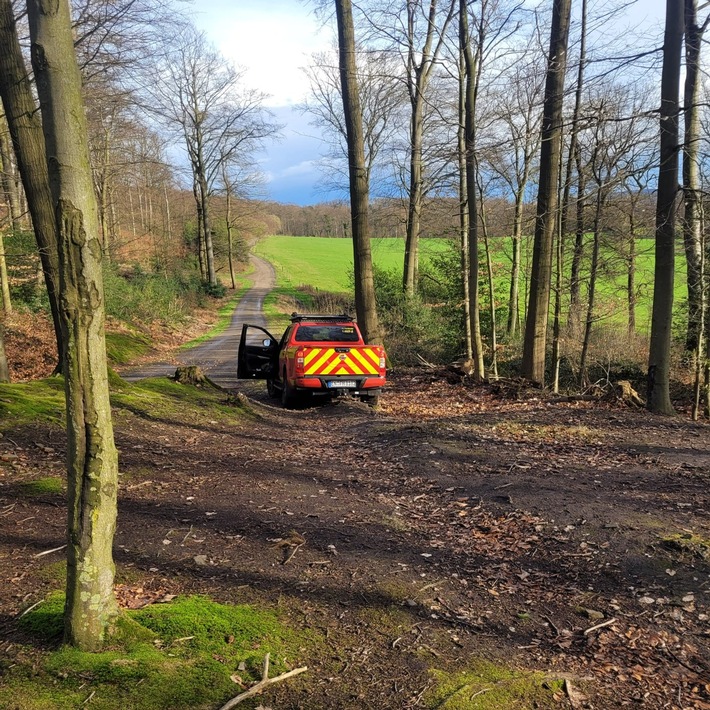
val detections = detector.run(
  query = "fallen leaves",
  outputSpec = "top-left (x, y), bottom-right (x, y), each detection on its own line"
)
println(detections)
top-left (114, 584), bottom-right (176, 610)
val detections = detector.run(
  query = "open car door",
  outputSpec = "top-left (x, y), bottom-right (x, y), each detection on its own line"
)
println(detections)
top-left (237, 324), bottom-right (279, 379)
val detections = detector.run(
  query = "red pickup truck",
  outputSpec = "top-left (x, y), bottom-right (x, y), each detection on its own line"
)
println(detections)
top-left (237, 313), bottom-right (386, 408)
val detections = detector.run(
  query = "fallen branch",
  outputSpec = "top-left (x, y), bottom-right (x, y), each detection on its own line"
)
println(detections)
top-left (416, 353), bottom-right (437, 369)
top-left (33, 544), bottom-right (67, 558)
top-left (218, 653), bottom-right (307, 709)
top-left (17, 599), bottom-right (44, 619)
top-left (564, 678), bottom-right (588, 709)
top-left (542, 614), bottom-right (559, 636)
top-left (583, 617), bottom-right (617, 636)
top-left (282, 541), bottom-right (305, 565)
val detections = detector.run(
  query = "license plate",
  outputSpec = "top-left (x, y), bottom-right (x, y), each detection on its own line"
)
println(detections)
top-left (327, 380), bottom-right (357, 388)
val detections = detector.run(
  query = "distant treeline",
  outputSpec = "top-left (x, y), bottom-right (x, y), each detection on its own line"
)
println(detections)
top-left (264, 193), bottom-right (657, 240)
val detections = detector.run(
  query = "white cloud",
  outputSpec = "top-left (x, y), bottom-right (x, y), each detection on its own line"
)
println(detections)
top-left (192, 1), bottom-right (332, 107)
top-left (279, 160), bottom-right (317, 178)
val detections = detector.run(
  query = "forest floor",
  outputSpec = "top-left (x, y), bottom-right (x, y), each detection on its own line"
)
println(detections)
top-left (1, 326), bottom-right (709, 708)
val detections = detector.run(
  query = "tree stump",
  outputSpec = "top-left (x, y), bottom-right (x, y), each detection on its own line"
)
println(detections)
top-left (174, 365), bottom-right (208, 386)
top-left (614, 380), bottom-right (645, 408)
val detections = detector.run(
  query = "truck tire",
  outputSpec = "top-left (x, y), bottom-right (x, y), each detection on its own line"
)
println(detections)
top-left (281, 374), bottom-right (298, 409)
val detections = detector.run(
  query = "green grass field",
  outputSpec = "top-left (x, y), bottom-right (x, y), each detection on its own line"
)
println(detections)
top-left (253, 236), bottom-right (451, 293)
top-left (253, 234), bottom-right (688, 334)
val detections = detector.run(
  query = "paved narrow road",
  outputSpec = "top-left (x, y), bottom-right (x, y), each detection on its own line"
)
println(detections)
top-left (122, 256), bottom-right (275, 388)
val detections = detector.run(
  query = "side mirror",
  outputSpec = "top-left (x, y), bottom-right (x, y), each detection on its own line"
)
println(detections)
top-left (263, 338), bottom-right (272, 347)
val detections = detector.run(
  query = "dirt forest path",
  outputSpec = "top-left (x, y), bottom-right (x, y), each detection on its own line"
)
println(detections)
top-left (122, 255), bottom-right (275, 387)
top-left (3, 365), bottom-right (710, 707)
top-left (128, 384), bottom-right (710, 709)
top-left (3, 257), bottom-right (710, 707)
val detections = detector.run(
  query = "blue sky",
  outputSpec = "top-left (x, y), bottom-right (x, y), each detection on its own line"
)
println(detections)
top-left (193, 0), bottom-right (666, 206)
top-left (192, 0), bottom-right (335, 205)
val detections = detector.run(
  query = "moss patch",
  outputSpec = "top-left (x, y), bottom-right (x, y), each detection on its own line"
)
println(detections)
top-left (661, 532), bottom-right (710, 560)
top-left (37, 561), bottom-right (67, 586)
top-left (105, 331), bottom-right (151, 366)
top-left (17, 591), bottom-right (65, 641)
top-left (110, 377), bottom-right (249, 425)
top-left (20, 477), bottom-right (64, 496)
top-left (3, 594), bottom-right (306, 710)
top-left (0, 378), bottom-right (65, 428)
top-left (426, 661), bottom-right (561, 709)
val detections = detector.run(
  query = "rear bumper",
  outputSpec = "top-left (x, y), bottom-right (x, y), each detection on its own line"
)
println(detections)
top-left (294, 375), bottom-right (385, 394)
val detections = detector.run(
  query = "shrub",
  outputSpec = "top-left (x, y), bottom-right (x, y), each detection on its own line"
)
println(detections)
top-left (201, 281), bottom-right (227, 299)
top-left (103, 263), bottom-right (204, 326)
top-left (374, 266), bottom-right (463, 365)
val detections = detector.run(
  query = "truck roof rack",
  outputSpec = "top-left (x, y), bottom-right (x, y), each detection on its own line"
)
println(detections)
top-left (289, 312), bottom-right (354, 323)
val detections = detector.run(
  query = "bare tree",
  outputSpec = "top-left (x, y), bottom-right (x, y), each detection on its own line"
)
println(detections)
top-left (521, 0), bottom-right (572, 386)
top-left (335, 0), bottom-right (381, 342)
top-left (648, 0), bottom-right (683, 414)
top-left (576, 90), bottom-right (651, 384)
top-left (682, 0), bottom-right (709, 354)
top-left (0, 317), bottom-right (8, 382)
top-left (400, 0), bottom-right (455, 296)
top-left (148, 26), bottom-right (276, 287)
top-left (484, 47), bottom-right (544, 338)
top-left (460, 0), bottom-right (484, 378)
top-left (302, 46), bottom-right (402, 198)
top-left (28, 0), bottom-right (119, 649)
top-left (0, 0), bottom-right (63, 370)
top-left (0, 116), bottom-right (20, 229)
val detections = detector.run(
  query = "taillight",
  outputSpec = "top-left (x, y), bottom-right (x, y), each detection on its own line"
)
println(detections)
top-left (376, 346), bottom-right (386, 371)
top-left (295, 350), bottom-right (305, 375)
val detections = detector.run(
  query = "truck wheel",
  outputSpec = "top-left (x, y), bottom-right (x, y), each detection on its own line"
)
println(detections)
top-left (281, 376), bottom-right (298, 409)
top-left (266, 379), bottom-right (279, 398)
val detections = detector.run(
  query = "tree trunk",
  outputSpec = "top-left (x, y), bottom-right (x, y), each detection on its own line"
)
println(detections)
top-left (560, 0), bottom-right (586, 242)
top-left (551, 208), bottom-right (563, 393)
top-left (682, 0), bottom-right (706, 353)
top-left (28, 0), bottom-right (119, 650)
top-left (460, 0), bottom-right (485, 379)
top-left (199, 173), bottom-right (216, 286)
top-left (192, 177), bottom-right (206, 281)
top-left (562, 0), bottom-right (587, 334)
top-left (551, 146), bottom-right (565, 394)
top-left (458, 48), bottom-right (472, 360)
top-left (0, 317), bottom-right (8, 382)
top-left (0, 0), bottom-right (63, 371)
top-left (0, 125), bottom-right (20, 228)
top-left (163, 184), bottom-right (172, 243)
top-left (507, 189), bottom-right (525, 338)
top-left (223, 167), bottom-right (237, 290)
top-left (403, 94), bottom-right (424, 296)
top-left (569, 148), bottom-right (586, 331)
top-left (335, 0), bottom-right (380, 343)
top-left (648, 0), bottom-right (683, 415)
top-left (402, 0), bottom-right (450, 297)
top-left (579, 186), bottom-right (603, 387)
top-left (626, 188), bottom-right (637, 335)
top-left (521, 0), bottom-right (572, 385)
top-left (478, 180), bottom-right (497, 379)
top-left (0, 229), bottom-right (11, 313)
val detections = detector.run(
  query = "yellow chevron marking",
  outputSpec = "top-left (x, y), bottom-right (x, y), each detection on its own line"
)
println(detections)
top-left (350, 348), bottom-right (378, 374)
top-left (304, 348), bottom-right (327, 366)
top-left (304, 348), bottom-right (334, 374)
top-left (321, 357), bottom-right (343, 375)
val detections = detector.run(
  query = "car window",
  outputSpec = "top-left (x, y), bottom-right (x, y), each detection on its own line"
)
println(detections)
top-left (293, 325), bottom-right (360, 343)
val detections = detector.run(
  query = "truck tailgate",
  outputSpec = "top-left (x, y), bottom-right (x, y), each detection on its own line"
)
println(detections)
top-left (303, 346), bottom-right (381, 376)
